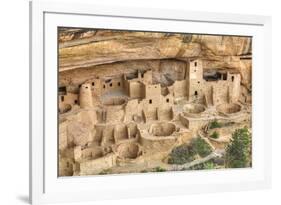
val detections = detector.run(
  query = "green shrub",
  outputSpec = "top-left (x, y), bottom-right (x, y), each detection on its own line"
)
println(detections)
top-left (203, 161), bottom-right (215, 169)
top-left (154, 167), bottom-right (166, 172)
top-left (209, 120), bottom-right (222, 129)
top-left (168, 143), bottom-right (196, 165)
top-left (225, 127), bottom-right (251, 168)
top-left (98, 168), bottom-right (113, 175)
top-left (98, 170), bottom-right (109, 175)
top-left (190, 137), bottom-right (212, 157)
top-left (190, 161), bottom-right (215, 170)
top-left (210, 131), bottom-right (219, 139)
top-left (168, 137), bottom-right (212, 165)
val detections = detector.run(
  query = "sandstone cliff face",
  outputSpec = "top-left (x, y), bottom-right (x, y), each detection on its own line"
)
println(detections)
top-left (59, 28), bottom-right (252, 89)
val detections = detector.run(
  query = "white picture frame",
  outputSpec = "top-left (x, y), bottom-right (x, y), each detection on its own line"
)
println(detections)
top-left (29, 1), bottom-right (272, 204)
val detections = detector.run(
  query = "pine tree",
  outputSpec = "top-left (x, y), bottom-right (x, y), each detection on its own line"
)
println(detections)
top-left (225, 127), bottom-right (251, 168)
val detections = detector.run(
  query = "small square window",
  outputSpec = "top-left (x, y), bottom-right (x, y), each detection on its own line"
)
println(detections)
top-left (195, 62), bottom-right (197, 66)
top-left (74, 100), bottom-right (78, 104)
top-left (149, 99), bottom-right (152, 104)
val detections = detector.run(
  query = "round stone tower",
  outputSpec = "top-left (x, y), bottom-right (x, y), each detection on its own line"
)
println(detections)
top-left (79, 83), bottom-right (93, 108)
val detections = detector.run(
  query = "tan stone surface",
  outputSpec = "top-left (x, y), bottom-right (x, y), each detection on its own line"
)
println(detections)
top-left (59, 29), bottom-right (252, 90)
top-left (58, 28), bottom-right (252, 176)
top-left (59, 30), bottom-right (251, 71)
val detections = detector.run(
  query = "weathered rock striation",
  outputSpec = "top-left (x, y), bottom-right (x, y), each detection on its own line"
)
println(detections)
top-left (59, 29), bottom-right (252, 90)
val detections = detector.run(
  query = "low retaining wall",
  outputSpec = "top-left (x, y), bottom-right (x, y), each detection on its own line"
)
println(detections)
top-left (79, 153), bottom-right (117, 175)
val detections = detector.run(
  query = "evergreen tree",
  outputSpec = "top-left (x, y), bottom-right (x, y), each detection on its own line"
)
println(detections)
top-left (225, 127), bottom-right (251, 168)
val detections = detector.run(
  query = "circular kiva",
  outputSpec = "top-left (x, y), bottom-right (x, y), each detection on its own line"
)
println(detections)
top-left (183, 103), bottom-right (206, 114)
top-left (216, 103), bottom-right (241, 115)
top-left (149, 122), bottom-right (176, 137)
top-left (59, 104), bottom-right (72, 114)
top-left (117, 143), bottom-right (141, 159)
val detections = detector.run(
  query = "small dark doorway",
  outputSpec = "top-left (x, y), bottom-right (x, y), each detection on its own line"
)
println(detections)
top-left (58, 86), bottom-right (67, 95)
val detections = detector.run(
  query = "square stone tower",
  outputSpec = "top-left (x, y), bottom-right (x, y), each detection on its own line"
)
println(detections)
top-left (186, 59), bottom-right (204, 101)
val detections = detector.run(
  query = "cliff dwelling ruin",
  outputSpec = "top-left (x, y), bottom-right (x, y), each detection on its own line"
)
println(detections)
top-left (58, 28), bottom-right (252, 176)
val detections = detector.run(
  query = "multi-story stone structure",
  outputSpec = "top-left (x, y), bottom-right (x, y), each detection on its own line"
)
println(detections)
top-left (58, 59), bottom-right (250, 176)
